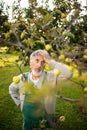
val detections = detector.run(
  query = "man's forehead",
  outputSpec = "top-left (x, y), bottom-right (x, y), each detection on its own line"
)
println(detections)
top-left (31, 55), bottom-right (44, 60)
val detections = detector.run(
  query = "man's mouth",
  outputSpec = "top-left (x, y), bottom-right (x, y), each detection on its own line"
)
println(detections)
top-left (35, 68), bottom-right (42, 72)
top-left (32, 70), bottom-right (43, 77)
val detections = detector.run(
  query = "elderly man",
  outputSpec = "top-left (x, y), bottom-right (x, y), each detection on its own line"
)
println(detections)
top-left (9, 50), bottom-right (72, 130)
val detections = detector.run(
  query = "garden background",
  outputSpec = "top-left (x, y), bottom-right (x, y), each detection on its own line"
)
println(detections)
top-left (0, 0), bottom-right (87, 129)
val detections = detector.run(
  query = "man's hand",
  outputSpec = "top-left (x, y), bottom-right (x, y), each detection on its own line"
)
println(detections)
top-left (40, 50), bottom-right (51, 64)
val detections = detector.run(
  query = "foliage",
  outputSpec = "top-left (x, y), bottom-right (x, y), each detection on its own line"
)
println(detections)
top-left (0, 1), bottom-right (11, 46)
top-left (0, 0), bottom-right (86, 70)
top-left (0, 0), bottom-right (87, 129)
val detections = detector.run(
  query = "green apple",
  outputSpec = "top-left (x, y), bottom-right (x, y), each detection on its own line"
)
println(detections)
top-left (5, 32), bottom-right (10, 39)
top-left (83, 87), bottom-right (87, 93)
top-left (80, 72), bottom-right (87, 83)
top-left (45, 64), bottom-right (52, 71)
top-left (25, 56), bottom-right (28, 60)
top-left (58, 54), bottom-right (65, 60)
top-left (61, 13), bottom-right (67, 18)
top-left (83, 55), bottom-right (87, 60)
top-left (71, 63), bottom-right (77, 68)
top-left (62, 18), bottom-right (67, 24)
top-left (39, 119), bottom-right (46, 128)
top-left (62, 31), bottom-right (67, 36)
top-left (59, 116), bottom-right (65, 122)
top-left (68, 66), bottom-right (73, 72)
top-left (72, 69), bottom-right (79, 79)
top-left (13, 76), bottom-right (20, 84)
top-left (54, 69), bottom-right (61, 76)
top-left (65, 58), bottom-right (72, 63)
top-left (20, 30), bottom-right (26, 39)
top-left (45, 44), bottom-right (52, 51)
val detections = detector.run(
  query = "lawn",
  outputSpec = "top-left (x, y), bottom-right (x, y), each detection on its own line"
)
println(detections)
top-left (0, 65), bottom-right (29, 130)
top-left (0, 53), bottom-right (87, 130)
top-left (0, 53), bottom-right (22, 67)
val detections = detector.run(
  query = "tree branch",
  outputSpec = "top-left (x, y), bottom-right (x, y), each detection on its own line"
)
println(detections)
top-left (55, 94), bottom-right (79, 102)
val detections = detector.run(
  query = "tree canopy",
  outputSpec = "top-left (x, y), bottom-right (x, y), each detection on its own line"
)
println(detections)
top-left (0, 0), bottom-right (87, 71)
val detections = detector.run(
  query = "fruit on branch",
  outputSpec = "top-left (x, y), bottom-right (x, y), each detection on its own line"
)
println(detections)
top-left (4, 32), bottom-right (10, 39)
top-left (58, 54), bottom-right (65, 61)
top-left (65, 58), bottom-right (72, 63)
top-left (54, 69), bottom-right (61, 76)
top-left (71, 63), bottom-right (77, 68)
top-left (68, 66), bottom-right (74, 72)
top-left (59, 116), bottom-right (65, 122)
top-left (45, 63), bottom-right (52, 71)
top-left (39, 119), bottom-right (47, 128)
top-left (80, 72), bottom-right (87, 84)
top-left (13, 76), bottom-right (20, 84)
top-left (83, 55), bottom-right (87, 60)
top-left (61, 13), bottom-right (67, 18)
top-left (25, 56), bottom-right (29, 60)
top-left (20, 30), bottom-right (26, 39)
top-left (62, 31), bottom-right (67, 36)
top-left (83, 87), bottom-right (87, 93)
top-left (72, 69), bottom-right (79, 79)
top-left (61, 18), bottom-right (67, 24)
top-left (45, 44), bottom-right (52, 51)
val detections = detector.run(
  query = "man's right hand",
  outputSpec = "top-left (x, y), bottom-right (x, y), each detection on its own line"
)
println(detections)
top-left (40, 50), bottom-right (51, 64)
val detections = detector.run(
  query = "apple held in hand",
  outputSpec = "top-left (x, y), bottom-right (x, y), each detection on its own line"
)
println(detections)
top-left (59, 116), bottom-right (65, 122)
top-left (54, 69), bottom-right (61, 76)
top-left (13, 76), bottom-right (20, 84)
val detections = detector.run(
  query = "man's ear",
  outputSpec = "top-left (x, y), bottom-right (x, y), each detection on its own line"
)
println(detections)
top-left (29, 61), bottom-right (31, 68)
top-left (30, 60), bottom-right (34, 69)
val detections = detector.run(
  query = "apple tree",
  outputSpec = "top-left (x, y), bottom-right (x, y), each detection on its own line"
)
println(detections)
top-left (0, 1), bottom-right (10, 46)
top-left (1, 0), bottom-right (87, 129)
top-left (2, 0), bottom-right (87, 88)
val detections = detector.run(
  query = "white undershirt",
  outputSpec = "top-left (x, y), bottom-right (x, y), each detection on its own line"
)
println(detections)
top-left (29, 72), bottom-right (45, 89)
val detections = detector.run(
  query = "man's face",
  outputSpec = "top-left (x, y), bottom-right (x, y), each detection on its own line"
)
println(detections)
top-left (30, 55), bottom-right (45, 76)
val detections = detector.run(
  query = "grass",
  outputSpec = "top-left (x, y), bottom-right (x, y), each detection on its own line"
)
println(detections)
top-left (0, 64), bottom-right (29, 130)
top-left (0, 53), bottom-right (19, 67)
top-left (0, 53), bottom-right (87, 130)
top-left (56, 81), bottom-right (87, 130)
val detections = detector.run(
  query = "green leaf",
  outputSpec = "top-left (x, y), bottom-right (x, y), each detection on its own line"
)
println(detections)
top-left (44, 13), bottom-right (52, 23)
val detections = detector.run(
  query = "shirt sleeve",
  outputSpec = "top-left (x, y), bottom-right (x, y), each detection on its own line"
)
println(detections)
top-left (49, 60), bottom-right (72, 80)
top-left (9, 75), bottom-right (23, 106)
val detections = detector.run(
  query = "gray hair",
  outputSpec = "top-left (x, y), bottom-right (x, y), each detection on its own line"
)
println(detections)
top-left (30, 49), bottom-right (50, 61)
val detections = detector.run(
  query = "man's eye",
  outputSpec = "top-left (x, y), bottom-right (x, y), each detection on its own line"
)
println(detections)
top-left (41, 61), bottom-right (45, 65)
top-left (36, 59), bottom-right (39, 62)
top-left (42, 61), bottom-right (45, 64)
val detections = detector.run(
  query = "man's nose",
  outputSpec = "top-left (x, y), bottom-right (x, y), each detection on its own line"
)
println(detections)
top-left (37, 62), bottom-right (42, 67)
